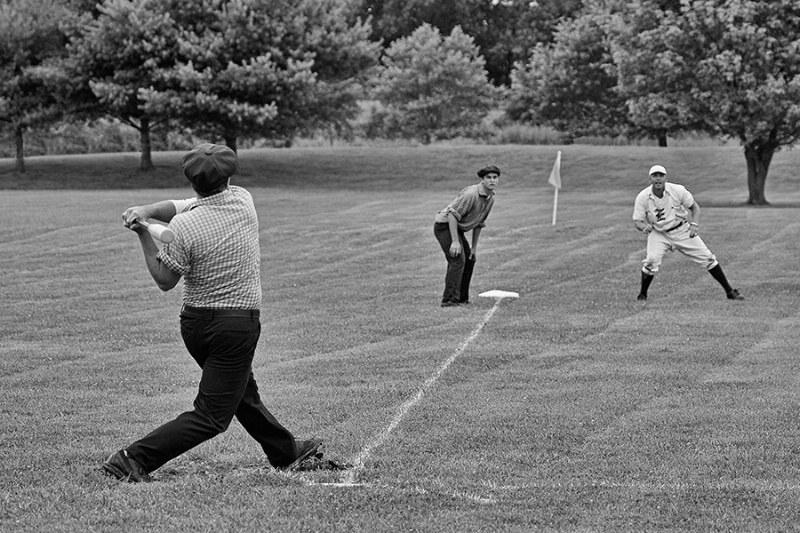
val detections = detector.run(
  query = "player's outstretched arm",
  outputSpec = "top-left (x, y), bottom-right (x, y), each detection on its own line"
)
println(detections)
top-left (122, 200), bottom-right (178, 227)
top-left (447, 215), bottom-right (462, 257)
top-left (470, 226), bottom-right (482, 259)
top-left (687, 203), bottom-right (700, 237)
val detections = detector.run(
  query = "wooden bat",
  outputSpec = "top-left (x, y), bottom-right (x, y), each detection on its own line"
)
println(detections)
top-left (138, 220), bottom-right (175, 243)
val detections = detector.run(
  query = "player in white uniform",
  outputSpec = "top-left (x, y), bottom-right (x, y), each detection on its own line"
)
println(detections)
top-left (632, 165), bottom-right (743, 301)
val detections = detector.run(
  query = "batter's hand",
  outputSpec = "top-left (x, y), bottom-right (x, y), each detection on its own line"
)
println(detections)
top-left (122, 206), bottom-right (148, 232)
top-left (449, 241), bottom-right (462, 257)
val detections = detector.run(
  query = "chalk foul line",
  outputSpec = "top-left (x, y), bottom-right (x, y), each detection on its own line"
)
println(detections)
top-left (335, 299), bottom-right (503, 486)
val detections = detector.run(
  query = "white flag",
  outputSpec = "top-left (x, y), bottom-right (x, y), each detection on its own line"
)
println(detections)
top-left (548, 151), bottom-right (562, 189)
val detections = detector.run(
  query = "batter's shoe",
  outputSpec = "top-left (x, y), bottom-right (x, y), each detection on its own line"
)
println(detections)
top-left (726, 288), bottom-right (744, 300)
top-left (282, 438), bottom-right (324, 471)
top-left (637, 293), bottom-right (647, 301)
top-left (102, 449), bottom-right (152, 482)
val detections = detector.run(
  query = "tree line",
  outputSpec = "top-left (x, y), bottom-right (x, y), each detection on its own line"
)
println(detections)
top-left (2, 0), bottom-right (799, 203)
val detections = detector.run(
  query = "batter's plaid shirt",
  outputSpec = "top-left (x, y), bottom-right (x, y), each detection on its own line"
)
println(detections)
top-left (158, 186), bottom-right (261, 309)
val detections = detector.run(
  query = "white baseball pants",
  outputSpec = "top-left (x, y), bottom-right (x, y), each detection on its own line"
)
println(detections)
top-left (642, 223), bottom-right (718, 274)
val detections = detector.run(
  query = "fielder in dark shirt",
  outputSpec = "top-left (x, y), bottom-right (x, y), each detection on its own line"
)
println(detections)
top-left (433, 165), bottom-right (499, 307)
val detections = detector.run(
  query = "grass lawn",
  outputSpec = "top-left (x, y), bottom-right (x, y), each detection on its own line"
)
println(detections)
top-left (1, 144), bottom-right (800, 531)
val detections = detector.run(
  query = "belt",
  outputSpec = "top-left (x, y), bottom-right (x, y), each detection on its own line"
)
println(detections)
top-left (181, 304), bottom-right (260, 318)
top-left (663, 221), bottom-right (685, 232)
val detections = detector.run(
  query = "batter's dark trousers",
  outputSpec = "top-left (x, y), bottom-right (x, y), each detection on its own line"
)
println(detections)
top-left (125, 310), bottom-right (298, 472)
top-left (434, 222), bottom-right (476, 305)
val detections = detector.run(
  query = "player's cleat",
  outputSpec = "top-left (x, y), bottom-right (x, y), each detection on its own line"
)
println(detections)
top-left (637, 293), bottom-right (647, 301)
top-left (282, 438), bottom-right (324, 471)
top-left (293, 456), bottom-right (354, 471)
top-left (440, 301), bottom-right (460, 307)
top-left (726, 288), bottom-right (744, 300)
top-left (102, 449), bottom-right (152, 482)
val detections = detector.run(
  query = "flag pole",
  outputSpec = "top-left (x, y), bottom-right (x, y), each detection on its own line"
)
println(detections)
top-left (552, 187), bottom-right (558, 226)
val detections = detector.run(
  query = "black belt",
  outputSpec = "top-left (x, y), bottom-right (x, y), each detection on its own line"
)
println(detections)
top-left (181, 304), bottom-right (260, 318)
top-left (664, 221), bottom-right (685, 232)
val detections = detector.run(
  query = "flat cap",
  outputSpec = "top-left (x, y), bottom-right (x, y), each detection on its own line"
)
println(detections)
top-left (182, 143), bottom-right (237, 193)
top-left (477, 164), bottom-right (501, 178)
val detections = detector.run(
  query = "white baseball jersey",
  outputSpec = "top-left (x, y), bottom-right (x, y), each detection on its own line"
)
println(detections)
top-left (632, 182), bottom-right (693, 232)
top-left (632, 182), bottom-right (717, 273)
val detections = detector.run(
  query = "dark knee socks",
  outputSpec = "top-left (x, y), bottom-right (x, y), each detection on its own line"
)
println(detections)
top-left (641, 265), bottom-right (733, 298)
top-left (708, 264), bottom-right (733, 293)
top-left (640, 271), bottom-right (654, 297)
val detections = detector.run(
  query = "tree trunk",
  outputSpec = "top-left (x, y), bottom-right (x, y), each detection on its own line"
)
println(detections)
top-left (658, 130), bottom-right (668, 147)
top-left (743, 143), bottom-right (775, 205)
top-left (15, 124), bottom-right (25, 173)
top-left (139, 117), bottom-right (153, 171)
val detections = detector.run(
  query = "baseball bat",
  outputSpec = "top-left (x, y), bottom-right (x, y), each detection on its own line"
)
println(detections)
top-left (138, 220), bottom-right (175, 243)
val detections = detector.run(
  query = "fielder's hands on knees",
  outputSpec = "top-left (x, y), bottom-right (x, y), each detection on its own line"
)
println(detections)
top-left (449, 242), bottom-right (462, 257)
top-left (641, 224), bottom-right (652, 234)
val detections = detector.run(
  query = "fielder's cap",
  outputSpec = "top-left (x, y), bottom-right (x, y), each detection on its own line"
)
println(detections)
top-left (649, 164), bottom-right (667, 176)
top-left (477, 164), bottom-right (501, 178)
top-left (182, 143), bottom-right (237, 193)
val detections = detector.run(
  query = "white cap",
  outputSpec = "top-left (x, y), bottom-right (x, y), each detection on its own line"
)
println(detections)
top-left (649, 165), bottom-right (666, 176)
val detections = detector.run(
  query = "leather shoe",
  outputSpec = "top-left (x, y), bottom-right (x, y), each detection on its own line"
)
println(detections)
top-left (102, 449), bottom-right (152, 482)
top-left (282, 438), bottom-right (324, 470)
top-left (727, 288), bottom-right (744, 300)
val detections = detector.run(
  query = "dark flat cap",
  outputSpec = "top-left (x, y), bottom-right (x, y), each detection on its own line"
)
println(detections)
top-left (477, 164), bottom-right (501, 178)
top-left (182, 143), bottom-right (237, 193)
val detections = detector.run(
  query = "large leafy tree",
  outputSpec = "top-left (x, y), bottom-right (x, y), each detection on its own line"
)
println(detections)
top-left (68, 0), bottom-right (183, 170)
top-left (507, 4), bottom-right (629, 141)
top-left (289, 0), bottom-right (380, 144)
top-left (615, 0), bottom-right (800, 204)
top-left (142, 0), bottom-right (315, 152)
top-left (610, 6), bottom-right (698, 147)
top-left (0, 0), bottom-right (77, 171)
top-left (370, 24), bottom-right (495, 144)
top-left (355, 0), bottom-right (583, 86)
top-left (70, 0), bottom-right (378, 164)
top-left (151, 0), bottom-right (380, 150)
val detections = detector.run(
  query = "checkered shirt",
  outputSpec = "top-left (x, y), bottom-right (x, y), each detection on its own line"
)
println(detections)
top-left (157, 186), bottom-right (261, 309)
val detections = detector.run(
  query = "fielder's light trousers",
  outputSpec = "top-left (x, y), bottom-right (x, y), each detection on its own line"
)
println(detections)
top-left (434, 222), bottom-right (476, 305)
top-left (642, 224), bottom-right (717, 274)
top-left (126, 310), bottom-right (298, 472)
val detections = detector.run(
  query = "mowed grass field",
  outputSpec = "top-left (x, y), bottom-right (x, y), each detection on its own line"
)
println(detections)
top-left (2, 144), bottom-right (800, 532)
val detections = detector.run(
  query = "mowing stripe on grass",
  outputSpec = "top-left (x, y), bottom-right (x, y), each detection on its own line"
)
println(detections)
top-left (336, 300), bottom-right (505, 486)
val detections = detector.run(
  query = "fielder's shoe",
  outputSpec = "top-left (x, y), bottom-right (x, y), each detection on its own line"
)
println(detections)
top-left (440, 301), bottom-right (460, 307)
top-left (727, 288), bottom-right (744, 300)
top-left (282, 438), bottom-right (324, 471)
top-left (102, 449), bottom-right (152, 483)
top-left (637, 293), bottom-right (647, 301)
